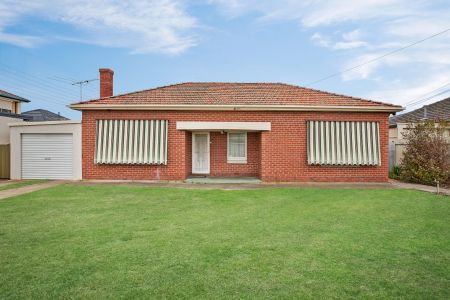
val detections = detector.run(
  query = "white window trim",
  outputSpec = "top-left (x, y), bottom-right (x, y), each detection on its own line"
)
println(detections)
top-left (227, 132), bottom-right (247, 164)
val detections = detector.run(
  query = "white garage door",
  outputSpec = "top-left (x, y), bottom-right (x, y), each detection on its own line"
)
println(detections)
top-left (21, 133), bottom-right (73, 179)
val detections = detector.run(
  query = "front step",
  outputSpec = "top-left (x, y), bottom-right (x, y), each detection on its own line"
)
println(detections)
top-left (185, 177), bottom-right (261, 184)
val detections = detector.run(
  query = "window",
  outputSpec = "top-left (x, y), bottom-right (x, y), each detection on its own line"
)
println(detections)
top-left (95, 119), bottom-right (168, 165)
top-left (227, 132), bottom-right (247, 163)
top-left (0, 108), bottom-right (11, 113)
top-left (307, 121), bottom-right (380, 166)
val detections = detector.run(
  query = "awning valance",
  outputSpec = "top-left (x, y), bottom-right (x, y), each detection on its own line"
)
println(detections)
top-left (176, 121), bottom-right (271, 131)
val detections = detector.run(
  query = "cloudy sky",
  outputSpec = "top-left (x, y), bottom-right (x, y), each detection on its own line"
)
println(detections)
top-left (0, 0), bottom-right (449, 119)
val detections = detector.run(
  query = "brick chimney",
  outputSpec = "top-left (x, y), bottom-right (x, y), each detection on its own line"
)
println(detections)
top-left (99, 68), bottom-right (114, 98)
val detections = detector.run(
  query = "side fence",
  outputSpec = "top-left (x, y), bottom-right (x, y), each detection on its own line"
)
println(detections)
top-left (389, 143), bottom-right (450, 170)
top-left (389, 143), bottom-right (406, 170)
top-left (0, 144), bottom-right (10, 179)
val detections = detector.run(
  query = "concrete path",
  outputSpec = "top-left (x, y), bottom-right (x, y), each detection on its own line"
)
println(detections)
top-left (390, 179), bottom-right (449, 196)
top-left (0, 180), bottom-right (14, 187)
top-left (0, 181), bottom-right (65, 200)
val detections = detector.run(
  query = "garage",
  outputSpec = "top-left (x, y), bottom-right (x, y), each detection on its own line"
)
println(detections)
top-left (21, 133), bottom-right (73, 179)
top-left (9, 121), bottom-right (81, 180)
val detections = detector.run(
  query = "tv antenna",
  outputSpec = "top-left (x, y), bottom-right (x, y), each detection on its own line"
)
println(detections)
top-left (72, 78), bottom-right (99, 101)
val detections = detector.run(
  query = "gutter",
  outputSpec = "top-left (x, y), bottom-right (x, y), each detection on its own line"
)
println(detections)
top-left (69, 104), bottom-right (404, 113)
top-left (9, 120), bottom-right (81, 127)
top-left (0, 95), bottom-right (30, 103)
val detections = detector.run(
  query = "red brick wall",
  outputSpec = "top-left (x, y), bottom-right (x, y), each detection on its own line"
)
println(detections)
top-left (208, 132), bottom-right (260, 177)
top-left (185, 131), bottom-right (192, 178)
top-left (81, 110), bottom-right (390, 182)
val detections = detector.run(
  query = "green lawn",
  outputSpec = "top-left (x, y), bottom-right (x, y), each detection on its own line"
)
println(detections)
top-left (0, 180), bottom-right (49, 191)
top-left (0, 185), bottom-right (449, 299)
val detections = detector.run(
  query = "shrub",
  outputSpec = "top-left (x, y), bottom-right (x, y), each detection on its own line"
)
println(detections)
top-left (399, 121), bottom-right (450, 185)
top-left (389, 165), bottom-right (402, 179)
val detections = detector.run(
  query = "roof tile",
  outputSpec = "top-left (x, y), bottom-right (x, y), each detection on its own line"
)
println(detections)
top-left (390, 97), bottom-right (450, 125)
top-left (75, 82), bottom-right (399, 107)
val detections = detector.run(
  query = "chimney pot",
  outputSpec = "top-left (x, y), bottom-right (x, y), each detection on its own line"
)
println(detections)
top-left (99, 68), bottom-right (114, 98)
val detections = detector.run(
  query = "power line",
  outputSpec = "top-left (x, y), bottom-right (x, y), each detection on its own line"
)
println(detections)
top-left (0, 73), bottom-right (78, 104)
top-left (48, 76), bottom-right (99, 99)
top-left (0, 72), bottom-right (89, 106)
top-left (0, 67), bottom-right (98, 103)
top-left (0, 82), bottom-right (73, 108)
top-left (0, 79), bottom-right (75, 105)
top-left (49, 76), bottom-right (99, 93)
top-left (306, 28), bottom-right (450, 86)
top-left (0, 63), bottom-right (98, 100)
top-left (404, 82), bottom-right (450, 106)
top-left (406, 88), bottom-right (450, 109)
top-left (0, 65), bottom-right (81, 100)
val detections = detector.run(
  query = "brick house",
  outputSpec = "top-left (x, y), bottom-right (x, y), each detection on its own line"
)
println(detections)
top-left (70, 69), bottom-right (403, 182)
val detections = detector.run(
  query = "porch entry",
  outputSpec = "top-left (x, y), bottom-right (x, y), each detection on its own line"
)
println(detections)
top-left (192, 132), bottom-right (210, 174)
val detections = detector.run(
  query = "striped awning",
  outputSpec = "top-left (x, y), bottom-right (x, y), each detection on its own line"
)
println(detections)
top-left (307, 121), bottom-right (380, 166)
top-left (95, 119), bottom-right (168, 165)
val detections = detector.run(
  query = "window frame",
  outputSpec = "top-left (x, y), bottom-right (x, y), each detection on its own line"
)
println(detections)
top-left (94, 119), bottom-right (168, 165)
top-left (227, 132), bottom-right (247, 164)
top-left (307, 120), bottom-right (380, 166)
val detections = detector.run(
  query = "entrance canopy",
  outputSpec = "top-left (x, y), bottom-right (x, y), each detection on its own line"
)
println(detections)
top-left (176, 121), bottom-right (271, 132)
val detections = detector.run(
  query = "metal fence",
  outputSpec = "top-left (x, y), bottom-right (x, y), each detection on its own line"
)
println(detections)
top-left (0, 144), bottom-right (10, 179)
top-left (389, 143), bottom-right (406, 170)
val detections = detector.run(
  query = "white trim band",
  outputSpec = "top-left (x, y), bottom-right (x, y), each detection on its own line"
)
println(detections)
top-left (9, 120), bottom-right (81, 127)
top-left (176, 121), bottom-right (271, 131)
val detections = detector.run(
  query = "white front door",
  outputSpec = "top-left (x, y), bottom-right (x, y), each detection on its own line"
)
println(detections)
top-left (192, 133), bottom-right (210, 174)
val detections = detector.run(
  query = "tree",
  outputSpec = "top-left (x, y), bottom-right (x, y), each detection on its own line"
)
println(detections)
top-left (400, 121), bottom-right (450, 185)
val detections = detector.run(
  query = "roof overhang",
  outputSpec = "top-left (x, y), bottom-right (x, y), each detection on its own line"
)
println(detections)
top-left (176, 121), bottom-right (271, 131)
top-left (8, 120), bottom-right (81, 127)
top-left (69, 104), bottom-right (404, 113)
top-left (0, 95), bottom-right (30, 103)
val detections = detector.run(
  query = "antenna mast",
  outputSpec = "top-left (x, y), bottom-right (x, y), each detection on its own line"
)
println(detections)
top-left (72, 79), bottom-right (98, 101)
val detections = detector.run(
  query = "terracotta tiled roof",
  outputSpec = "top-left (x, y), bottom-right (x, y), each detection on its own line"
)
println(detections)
top-left (390, 97), bottom-right (450, 126)
top-left (75, 82), bottom-right (399, 107)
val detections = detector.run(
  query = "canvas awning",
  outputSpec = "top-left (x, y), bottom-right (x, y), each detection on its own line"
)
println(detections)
top-left (176, 121), bottom-right (271, 131)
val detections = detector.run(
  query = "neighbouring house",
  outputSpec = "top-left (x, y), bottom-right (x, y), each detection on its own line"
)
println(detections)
top-left (70, 68), bottom-right (403, 182)
top-left (5, 100), bottom-right (81, 181)
top-left (0, 90), bottom-right (30, 179)
top-left (0, 89), bottom-right (30, 115)
top-left (22, 109), bottom-right (69, 122)
top-left (389, 97), bottom-right (450, 167)
top-left (0, 90), bottom-right (31, 144)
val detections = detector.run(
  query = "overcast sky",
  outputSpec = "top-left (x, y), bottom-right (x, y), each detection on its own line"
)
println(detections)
top-left (0, 0), bottom-right (449, 119)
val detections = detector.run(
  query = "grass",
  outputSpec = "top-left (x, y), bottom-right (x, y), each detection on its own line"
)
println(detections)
top-left (0, 179), bottom-right (49, 191)
top-left (0, 185), bottom-right (449, 299)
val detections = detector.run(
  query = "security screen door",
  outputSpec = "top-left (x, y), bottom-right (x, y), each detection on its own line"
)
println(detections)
top-left (192, 133), bottom-right (210, 174)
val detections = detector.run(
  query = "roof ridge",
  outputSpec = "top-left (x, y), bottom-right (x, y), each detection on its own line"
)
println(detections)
top-left (390, 96), bottom-right (450, 124)
top-left (75, 81), bottom-right (400, 108)
top-left (395, 96), bottom-right (450, 116)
